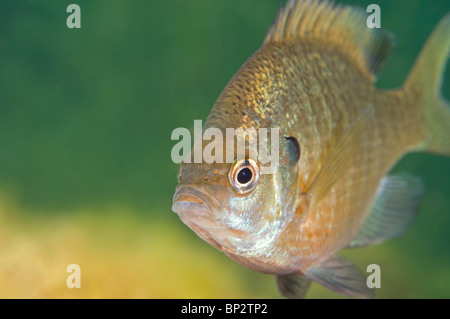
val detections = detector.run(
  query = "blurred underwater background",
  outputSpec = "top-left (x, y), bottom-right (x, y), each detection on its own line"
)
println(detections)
top-left (0, 0), bottom-right (449, 298)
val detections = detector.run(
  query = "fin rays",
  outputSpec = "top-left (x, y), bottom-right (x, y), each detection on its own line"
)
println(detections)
top-left (264, 0), bottom-right (395, 80)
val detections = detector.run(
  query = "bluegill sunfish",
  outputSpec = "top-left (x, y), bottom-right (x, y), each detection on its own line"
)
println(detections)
top-left (172, 0), bottom-right (450, 298)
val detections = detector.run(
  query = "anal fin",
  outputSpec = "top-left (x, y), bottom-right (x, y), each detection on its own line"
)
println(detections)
top-left (304, 255), bottom-right (374, 299)
top-left (349, 172), bottom-right (425, 248)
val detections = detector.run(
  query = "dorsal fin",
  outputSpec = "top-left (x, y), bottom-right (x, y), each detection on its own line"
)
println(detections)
top-left (264, 0), bottom-right (395, 80)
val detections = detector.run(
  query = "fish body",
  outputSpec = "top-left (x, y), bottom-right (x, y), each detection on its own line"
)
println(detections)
top-left (173, 0), bottom-right (450, 298)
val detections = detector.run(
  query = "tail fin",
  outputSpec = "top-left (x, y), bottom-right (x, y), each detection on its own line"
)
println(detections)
top-left (404, 14), bottom-right (450, 156)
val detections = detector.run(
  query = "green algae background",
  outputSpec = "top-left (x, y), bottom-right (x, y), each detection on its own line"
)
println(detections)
top-left (0, 0), bottom-right (448, 298)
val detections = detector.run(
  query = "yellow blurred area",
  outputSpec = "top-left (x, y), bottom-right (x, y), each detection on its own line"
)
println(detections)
top-left (0, 194), bottom-right (274, 298)
top-left (0, 191), bottom-right (448, 299)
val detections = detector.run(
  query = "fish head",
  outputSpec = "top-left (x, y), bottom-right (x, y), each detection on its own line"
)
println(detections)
top-left (172, 134), bottom-right (301, 257)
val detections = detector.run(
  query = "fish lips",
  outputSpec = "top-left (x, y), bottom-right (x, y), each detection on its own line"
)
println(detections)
top-left (172, 185), bottom-right (223, 250)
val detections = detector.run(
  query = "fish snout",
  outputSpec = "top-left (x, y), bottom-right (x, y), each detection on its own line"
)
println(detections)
top-left (172, 185), bottom-right (226, 250)
top-left (172, 185), bottom-right (217, 220)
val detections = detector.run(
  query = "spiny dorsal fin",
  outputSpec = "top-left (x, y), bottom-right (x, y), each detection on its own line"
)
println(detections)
top-left (264, 0), bottom-right (395, 80)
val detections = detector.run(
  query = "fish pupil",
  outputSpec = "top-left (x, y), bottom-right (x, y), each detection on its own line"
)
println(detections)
top-left (237, 167), bottom-right (253, 184)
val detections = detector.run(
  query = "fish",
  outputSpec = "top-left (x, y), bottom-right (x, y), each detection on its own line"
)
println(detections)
top-left (172, 0), bottom-right (450, 298)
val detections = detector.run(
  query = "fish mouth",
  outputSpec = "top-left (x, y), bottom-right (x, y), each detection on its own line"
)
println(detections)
top-left (172, 185), bottom-right (277, 255)
top-left (172, 185), bottom-right (217, 218)
top-left (172, 185), bottom-right (222, 249)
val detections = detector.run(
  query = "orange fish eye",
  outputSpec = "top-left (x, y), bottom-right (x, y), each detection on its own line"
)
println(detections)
top-left (229, 159), bottom-right (260, 194)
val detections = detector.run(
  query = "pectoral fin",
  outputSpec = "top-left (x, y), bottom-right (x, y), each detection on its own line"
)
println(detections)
top-left (304, 255), bottom-right (374, 299)
top-left (348, 172), bottom-right (425, 248)
top-left (307, 108), bottom-right (374, 203)
top-left (276, 273), bottom-right (311, 299)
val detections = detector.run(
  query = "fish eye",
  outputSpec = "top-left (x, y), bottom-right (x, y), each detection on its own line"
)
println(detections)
top-left (237, 167), bottom-right (252, 184)
top-left (229, 159), bottom-right (260, 194)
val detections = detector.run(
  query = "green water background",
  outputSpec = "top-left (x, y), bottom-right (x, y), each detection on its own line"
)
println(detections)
top-left (0, 0), bottom-right (449, 298)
